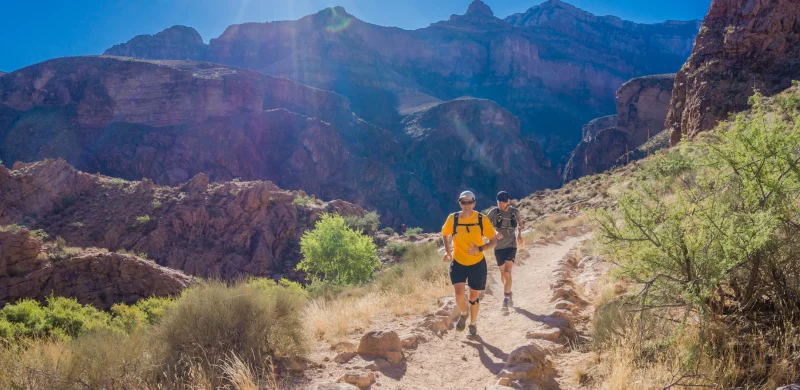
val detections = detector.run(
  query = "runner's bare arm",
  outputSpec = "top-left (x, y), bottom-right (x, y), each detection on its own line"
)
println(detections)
top-left (442, 234), bottom-right (453, 262)
top-left (517, 211), bottom-right (525, 245)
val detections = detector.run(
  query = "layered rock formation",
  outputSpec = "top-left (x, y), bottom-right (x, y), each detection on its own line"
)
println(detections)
top-left (105, 0), bottom-right (700, 160)
top-left (563, 74), bottom-right (674, 182)
top-left (667, 0), bottom-right (800, 144)
top-left (0, 228), bottom-right (195, 309)
top-left (0, 56), bottom-right (556, 228)
top-left (104, 25), bottom-right (207, 60)
top-left (581, 115), bottom-right (615, 142)
top-left (0, 159), bottom-right (366, 281)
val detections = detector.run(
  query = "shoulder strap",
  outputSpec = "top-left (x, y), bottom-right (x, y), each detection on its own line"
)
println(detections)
top-left (478, 213), bottom-right (484, 236)
top-left (452, 212), bottom-right (459, 236)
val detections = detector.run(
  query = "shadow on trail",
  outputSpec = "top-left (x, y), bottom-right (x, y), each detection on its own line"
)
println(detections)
top-left (514, 307), bottom-right (568, 328)
top-left (462, 335), bottom-right (507, 374)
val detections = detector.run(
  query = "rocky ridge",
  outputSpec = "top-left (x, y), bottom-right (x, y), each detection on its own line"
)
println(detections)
top-left (104, 1), bottom-right (700, 161)
top-left (667, 0), bottom-right (800, 144)
top-left (563, 74), bottom-right (674, 182)
top-left (0, 159), bottom-right (365, 281)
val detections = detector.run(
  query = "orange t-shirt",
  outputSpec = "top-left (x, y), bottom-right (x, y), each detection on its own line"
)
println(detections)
top-left (441, 212), bottom-right (495, 266)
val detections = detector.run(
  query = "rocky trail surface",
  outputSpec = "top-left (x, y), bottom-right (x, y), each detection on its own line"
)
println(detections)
top-left (308, 232), bottom-right (602, 390)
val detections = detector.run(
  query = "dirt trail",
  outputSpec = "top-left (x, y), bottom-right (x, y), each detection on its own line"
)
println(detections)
top-left (357, 234), bottom-right (590, 390)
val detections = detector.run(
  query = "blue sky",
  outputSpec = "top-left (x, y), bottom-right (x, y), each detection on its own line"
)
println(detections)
top-left (0, 0), bottom-right (712, 72)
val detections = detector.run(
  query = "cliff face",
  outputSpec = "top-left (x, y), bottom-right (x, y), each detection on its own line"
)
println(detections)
top-left (0, 56), bottom-right (556, 228)
top-left (104, 1), bottom-right (699, 161)
top-left (563, 74), bottom-right (675, 182)
top-left (0, 228), bottom-right (195, 309)
top-left (0, 159), bottom-right (365, 282)
top-left (667, 0), bottom-right (800, 144)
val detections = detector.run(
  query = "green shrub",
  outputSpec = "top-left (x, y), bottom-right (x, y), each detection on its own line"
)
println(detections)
top-left (297, 213), bottom-right (380, 285)
top-left (595, 90), bottom-right (800, 386)
top-left (343, 211), bottom-right (381, 235)
top-left (386, 242), bottom-right (412, 257)
top-left (405, 227), bottom-right (423, 237)
top-left (0, 297), bottom-right (113, 342)
top-left (381, 227), bottom-right (396, 236)
top-left (292, 193), bottom-right (321, 206)
top-left (134, 215), bottom-right (152, 225)
top-left (151, 280), bottom-right (308, 382)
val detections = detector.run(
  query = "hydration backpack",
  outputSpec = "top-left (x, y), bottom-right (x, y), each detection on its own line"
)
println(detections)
top-left (452, 212), bottom-right (484, 236)
top-left (493, 208), bottom-right (518, 229)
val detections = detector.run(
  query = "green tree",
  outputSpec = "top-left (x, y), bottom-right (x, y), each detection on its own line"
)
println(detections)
top-left (298, 213), bottom-right (380, 285)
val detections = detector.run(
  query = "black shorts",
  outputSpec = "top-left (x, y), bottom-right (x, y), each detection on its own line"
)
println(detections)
top-left (450, 258), bottom-right (487, 291)
top-left (494, 247), bottom-right (517, 266)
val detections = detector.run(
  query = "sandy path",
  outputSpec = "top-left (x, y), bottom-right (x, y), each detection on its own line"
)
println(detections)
top-left (367, 235), bottom-right (589, 390)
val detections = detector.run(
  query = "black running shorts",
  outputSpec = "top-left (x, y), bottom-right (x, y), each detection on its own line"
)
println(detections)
top-left (450, 258), bottom-right (488, 291)
top-left (494, 247), bottom-right (517, 266)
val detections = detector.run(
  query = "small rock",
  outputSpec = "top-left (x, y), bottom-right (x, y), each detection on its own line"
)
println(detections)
top-left (498, 363), bottom-right (542, 380)
top-left (315, 382), bottom-right (360, 390)
top-left (357, 330), bottom-right (404, 364)
top-left (525, 327), bottom-right (561, 341)
top-left (323, 356), bottom-right (330, 362)
top-left (776, 384), bottom-right (800, 390)
top-left (487, 385), bottom-right (515, 390)
top-left (506, 341), bottom-right (556, 367)
top-left (554, 299), bottom-right (575, 310)
top-left (400, 332), bottom-right (426, 349)
top-left (334, 352), bottom-right (357, 363)
top-left (337, 370), bottom-right (376, 388)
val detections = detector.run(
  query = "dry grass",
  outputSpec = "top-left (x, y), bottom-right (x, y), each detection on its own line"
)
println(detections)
top-left (0, 280), bottom-right (304, 390)
top-left (304, 243), bottom-right (450, 343)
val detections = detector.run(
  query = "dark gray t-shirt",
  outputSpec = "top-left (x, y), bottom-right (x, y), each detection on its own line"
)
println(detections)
top-left (487, 206), bottom-right (521, 249)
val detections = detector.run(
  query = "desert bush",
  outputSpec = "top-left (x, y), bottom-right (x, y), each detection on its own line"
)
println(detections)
top-left (151, 279), bottom-right (307, 384)
top-left (405, 227), bottom-right (423, 237)
top-left (385, 242), bottom-right (412, 257)
top-left (298, 213), bottom-right (380, 285)
top-left (0, 297), bottom-right (114, 343)
top-left (381, 227), bottom-right (396, 235)
top-left (595, 90), bottom-right (800, 387)
top-left (343, 211), bottom-right (381, 235)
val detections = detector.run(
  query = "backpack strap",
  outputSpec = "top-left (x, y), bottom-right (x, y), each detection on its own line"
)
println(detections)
top-left (452, 212), bottom-right (484, 236)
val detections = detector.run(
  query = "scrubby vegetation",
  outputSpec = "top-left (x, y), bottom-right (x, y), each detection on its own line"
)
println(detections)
top-left (0, 279), bottom-right (307, 389)
top-left (297, 213), bottom-right (380, 285)
top-left (594, 89), bottom-right (800, 388)
top-left (343, 211), bottom-right (381, 235)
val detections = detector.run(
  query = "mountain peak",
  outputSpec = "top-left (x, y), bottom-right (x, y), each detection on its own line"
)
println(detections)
top-left (466, 0), bottom-right (494, 17)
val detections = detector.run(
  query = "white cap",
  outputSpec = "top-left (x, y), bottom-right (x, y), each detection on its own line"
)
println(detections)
top-left (458, 191), bottom-right (475, 201)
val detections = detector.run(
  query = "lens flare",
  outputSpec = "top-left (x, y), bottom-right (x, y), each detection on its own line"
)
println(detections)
top-left (325, 7), bottom-right (353, 32)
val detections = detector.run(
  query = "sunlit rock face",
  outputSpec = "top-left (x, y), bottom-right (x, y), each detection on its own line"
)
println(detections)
top-left (667, 0), bottom-right (800, 144)
top-left (105, 1), bottom-right (700, 162)
top-left (0, 56), bottom-right (557, 228)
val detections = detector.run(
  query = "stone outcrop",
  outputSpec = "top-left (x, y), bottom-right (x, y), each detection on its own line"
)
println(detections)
top-left (104, 25), bottom-right (207, 60)
top-left (105, 1), bottom-right (700, 161)
top-left (563, 74), bottom-right (674, 182)
top-left (581, 115), bottom-right (616, 142)
top-left (0, 228), bottom-right (194, 309)
top-left (667, 0), bottom-right (800, 144)
top-left (356, 330), bottom-right (404, 364)
top-left (0, 159), bottom-right (367, 281)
